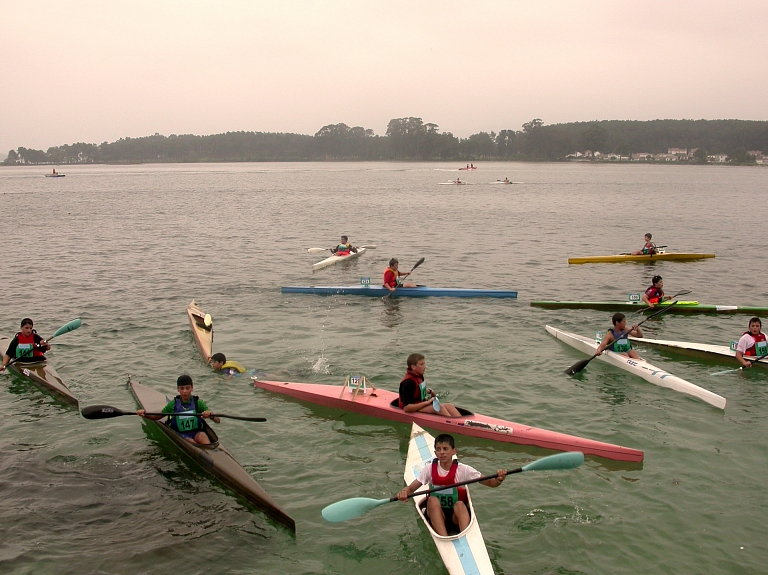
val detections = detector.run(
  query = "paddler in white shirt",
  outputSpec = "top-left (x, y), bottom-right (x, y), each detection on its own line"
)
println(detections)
top-left (735, 317), bottom-right (767, 368)
top-left (595, 313), bottom-right (643, 359)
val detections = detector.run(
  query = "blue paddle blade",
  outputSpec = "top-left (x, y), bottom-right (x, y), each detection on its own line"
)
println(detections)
top-left (321, 497), bottom-right (390, 523)
top-left (432, 397), bottom-right (441, 413)
top-left (51, 318), bottom-right (82, 339)
top-left (522, 451), bottom-right (584, 472)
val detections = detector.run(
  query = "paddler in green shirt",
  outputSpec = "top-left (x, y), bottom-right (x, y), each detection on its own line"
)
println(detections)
top-left (138, 375), bottom-right (220, 445)
top-left (595, 313), bottom-right (643, 359)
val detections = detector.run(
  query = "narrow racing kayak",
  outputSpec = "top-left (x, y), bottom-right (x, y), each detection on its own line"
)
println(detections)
top-left (1, 335), bottom-right (78, 406)
top-left (545, 326), bottom-right (726, 409)
top-left (313, 247), bottom-right (367, 271)
top-left (252, 377), bottom-right (643, 462)
top-left (128, 377), bottom-right (295, 531)
top-left (629, 336), bottom-right (768, 370)
top-left (568, 252), bottom-right (715, 264)
top-left (405, 423), bottom-right (493, 575)
top-left (531, 300), bottom-right (768, 314)
top-left (281, 285), bottom-right (518, 298)
top-left (186, 300), bottom-right (213, 362)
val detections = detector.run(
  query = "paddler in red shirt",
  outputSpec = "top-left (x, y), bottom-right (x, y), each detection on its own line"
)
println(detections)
top-left (735, 317), bottom-right (767, 368)
top-left (1, 318), bottom-right (51, 370)
top-left (398, 353), bottom-right (461, 417)
top-left (641, 275), bottom-right (669, 308)
top-left (384, 258), bottom-right (416, 292)
top-left (330, 235), bottom-right (358, 256)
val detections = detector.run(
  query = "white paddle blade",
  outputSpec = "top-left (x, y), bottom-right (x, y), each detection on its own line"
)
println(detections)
top-left (321, 497), bottom-right (390, 522)
top-left (307, 247), bottom-right (329, 254)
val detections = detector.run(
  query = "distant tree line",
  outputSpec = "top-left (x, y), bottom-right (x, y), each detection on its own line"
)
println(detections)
top-left (5, 118), bottom-right (768, 165)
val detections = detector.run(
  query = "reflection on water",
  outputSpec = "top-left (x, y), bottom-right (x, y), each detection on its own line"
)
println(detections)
top-left (380, 298), bottom-right (402, 328)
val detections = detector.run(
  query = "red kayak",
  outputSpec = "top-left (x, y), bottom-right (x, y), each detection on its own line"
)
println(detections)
top-left (252, 378), bottom-right (643, 462)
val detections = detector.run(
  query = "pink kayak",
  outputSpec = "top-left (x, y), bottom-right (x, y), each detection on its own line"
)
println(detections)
top-left (252, 378), bottom-right (643, 462)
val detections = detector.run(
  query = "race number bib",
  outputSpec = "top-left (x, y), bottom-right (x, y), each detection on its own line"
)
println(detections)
top-left (175, 409), bottom-right (198, 432)
top-left (614, 338), bottom-right (631, 353)
top-left (756, 341), bottom-right (768, 356)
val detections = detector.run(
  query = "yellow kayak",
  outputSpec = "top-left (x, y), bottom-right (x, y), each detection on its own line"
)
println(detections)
top-left (568, 252), bottom-right (715, 264)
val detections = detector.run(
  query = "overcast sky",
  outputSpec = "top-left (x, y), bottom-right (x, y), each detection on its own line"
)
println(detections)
top-left (2, 0), bottom-right (766, 156)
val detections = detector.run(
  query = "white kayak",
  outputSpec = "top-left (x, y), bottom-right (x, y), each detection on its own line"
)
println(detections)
top-left (630, 336), bottom-right (768, 370)
top-left (546, 326), bottom-right (726, 409)
top-left (405, 423), bottom-right (493, 575)
top-left (312, 247), bottom-right (367, 271)
top-left (439, 181), bottom-right (468, 185)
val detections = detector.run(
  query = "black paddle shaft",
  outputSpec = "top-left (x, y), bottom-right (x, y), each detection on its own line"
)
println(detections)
top-left (81, 405), bottom-right (266, 422)
top-left (388, 468), bottom-right (516, 502)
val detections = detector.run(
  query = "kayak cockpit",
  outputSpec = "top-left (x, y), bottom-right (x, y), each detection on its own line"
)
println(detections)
top-left (388, 398), bottom-right (474, 416)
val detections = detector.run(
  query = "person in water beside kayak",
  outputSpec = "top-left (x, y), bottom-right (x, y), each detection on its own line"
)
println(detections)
top-left (138, 375), bottom-right (220, 445)
top-left (0, 318), bottom-right (51, 371)
top-left (631, 233), bottom-right (657, 256)
top-left (384, 258), bottom-right (416, 291)
top-left (396, 433), bottom-right (506, 536)
top-left (595, 313), bottom-right (644, 359)
top-left (330, 235), bottom-right (358, 256)
top-left (210, 353), bottom-right (247, 377)
top-left (398, 354), bottom-right (461, 417)
top-left (641, 275), bottom-right (669, 308)
top-left (735, 317), bottom-right (767, 368)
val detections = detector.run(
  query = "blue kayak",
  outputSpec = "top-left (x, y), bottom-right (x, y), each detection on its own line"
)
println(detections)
top-left (281, 285), bottom-right (518, 298)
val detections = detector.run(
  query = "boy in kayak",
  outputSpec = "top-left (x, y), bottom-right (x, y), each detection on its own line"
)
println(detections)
top-left (0, 318), bottom-right (51, 370)
top-left (595, 313), bottom-right (643, 359)
top-left (641, 275), bottom-right (668, 308)
top-left (330, 235), bottom-right (358, 256)
top-left (384, 258), bottom-right (416, 291)
top-left (138, 375), bottom-right (220, 445)
top-left (735, 317), bottom-right (767, 368)
top-left (396, 433), bottom-right (507, 536)
top-left (398, 353), bottom-right (461, 417)
top-left (631, 233), bottom-right (656, 255)
top-left (210, 352), bottom-right (247, 377)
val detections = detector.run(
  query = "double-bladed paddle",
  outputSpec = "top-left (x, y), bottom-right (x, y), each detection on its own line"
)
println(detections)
top-left (565, 302), bottom-right (680, 375)
top-left (711, 352), bottom-right (768, 376)
top-left (383, 257), bottom-right (425, 300)
top-left (321, 451), bottom-right (584, 523)
top-left (307, 244), bottom-right (377, 254)
top-left (628, 290), bottom-right (692, 317)
top-left (80, 404), bottom-right (266, 422)
top-left (1, 318), bottom-right (82, 372)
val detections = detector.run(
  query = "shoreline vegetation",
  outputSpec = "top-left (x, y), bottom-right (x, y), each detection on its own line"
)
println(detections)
top-left (4, 118), bottom-right (767, 166)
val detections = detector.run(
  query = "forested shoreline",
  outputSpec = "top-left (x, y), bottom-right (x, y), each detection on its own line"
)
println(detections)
top-left (5, 118), bottom-right (768, 165)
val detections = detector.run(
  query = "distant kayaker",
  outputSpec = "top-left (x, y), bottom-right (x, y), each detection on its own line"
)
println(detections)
top-left (641, 275), bottom-right (668, 308)
top-left (330, 235), bottom-right (358, 256)
top-left (631, 233), bottom-right (657, 256)
top-left (595, 313), bottom-right (643, 359)
top-left (0, 318), bottom-right (51, 371)
top-left (503, 177), bottom-right (510, 183)
top-left (455, 178), bottom-right (462, 184)
top-left (137, 375), bottom-right (220, 445)
top-left (396, 432), bottom-right (506, 536)
top-left (210, 353), bottom-right (247, 377)
top-left (398, 353), bottom-right (461, 417)
top-left (735, 317), bottom-right (767, 368)
top-left (384, 258), bottom-right (416, 291)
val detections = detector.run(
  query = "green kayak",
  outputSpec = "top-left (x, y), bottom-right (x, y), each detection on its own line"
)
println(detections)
top-left (530, 300), bottom-right (768, 314)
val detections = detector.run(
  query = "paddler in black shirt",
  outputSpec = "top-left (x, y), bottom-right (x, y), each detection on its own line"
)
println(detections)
top-left (398, 353), bottom-right (461, 417)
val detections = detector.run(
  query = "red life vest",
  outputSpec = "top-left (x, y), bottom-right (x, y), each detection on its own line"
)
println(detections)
top-left (335, 244), bottom-right (351, 256)
top-left (15, 331), bottom-right (44, 359)
top-left (645, 286), bottom-right (664, 304)
top-left (398, 370), bottom-right (425, 408)
top-left (742, 331), bottom-right (767, 356)
top-left (429, 459), bottom-right (468, 509)
top-left (383, 267), bottom-right (400, 288)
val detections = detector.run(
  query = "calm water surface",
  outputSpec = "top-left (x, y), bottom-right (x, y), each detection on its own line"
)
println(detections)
top-left (0, 162), bottom-right (767, 574)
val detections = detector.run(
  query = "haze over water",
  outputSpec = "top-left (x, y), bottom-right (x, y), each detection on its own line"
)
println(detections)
top-left (0, 162), bottom-right (766, 574)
